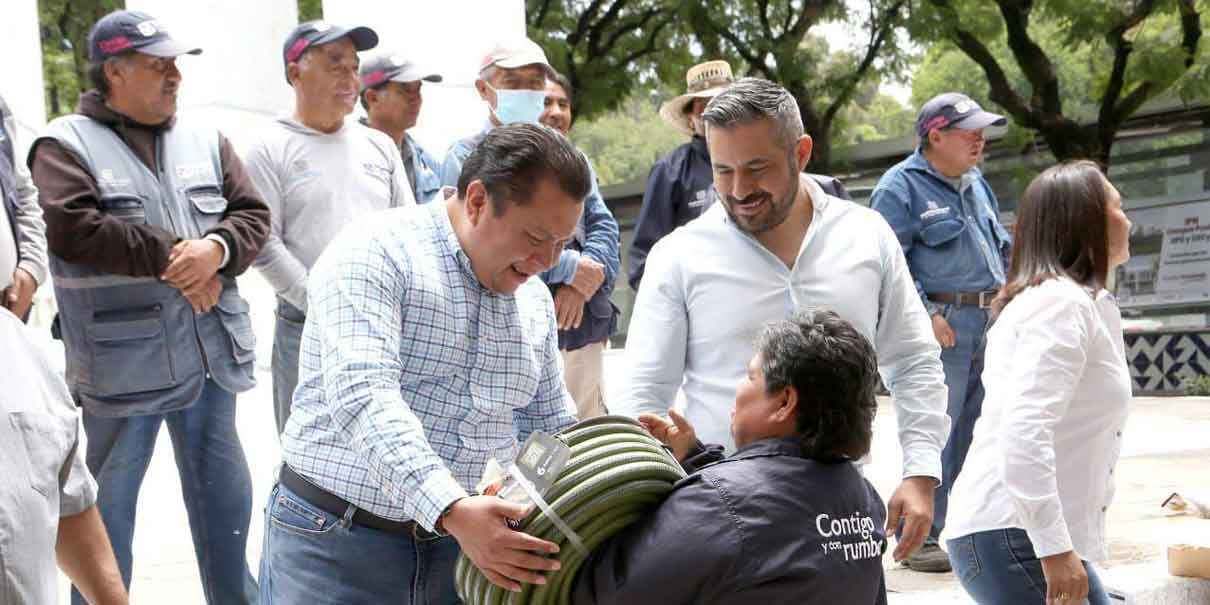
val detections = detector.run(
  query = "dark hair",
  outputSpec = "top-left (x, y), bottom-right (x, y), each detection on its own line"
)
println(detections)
top-left (991, 160), bottom-right (1112, 316)
top-left (702, 77), bottom-right (803, 152)
top-left (755, 308), bottom-right (878, 462)
top-left (456, 123), bottom-right (591, 215)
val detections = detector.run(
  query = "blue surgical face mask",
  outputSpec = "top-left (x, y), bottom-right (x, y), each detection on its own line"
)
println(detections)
top-left (485, 82), bottom-right (546, 125)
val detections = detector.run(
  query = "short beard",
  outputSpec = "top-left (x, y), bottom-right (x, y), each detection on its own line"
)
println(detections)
top-left (722, 157), bottom-right (800, 235)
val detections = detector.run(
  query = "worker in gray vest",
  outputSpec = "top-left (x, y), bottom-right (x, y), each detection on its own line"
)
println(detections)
top-left (28, 10), bottom-right (270, 604)
top-left (0, 92), bottom-right (48, 322)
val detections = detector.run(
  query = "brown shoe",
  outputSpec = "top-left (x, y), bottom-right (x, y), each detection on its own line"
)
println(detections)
top-left (904, 542), bottom-right (952, 573)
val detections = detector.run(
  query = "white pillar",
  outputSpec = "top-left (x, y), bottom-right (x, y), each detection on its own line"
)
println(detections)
top-left (0, 0), bottom-right (48, 159)
top-left (127, 0), bottom-right (300, 154)
top-left (322, 0), bottom-right (526, 159)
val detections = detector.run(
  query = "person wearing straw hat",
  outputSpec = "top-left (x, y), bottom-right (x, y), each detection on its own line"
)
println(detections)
top-left (627, 61), bottom-right (849, 291)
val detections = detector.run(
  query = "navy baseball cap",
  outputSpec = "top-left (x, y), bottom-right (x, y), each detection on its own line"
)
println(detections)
top-left (359, 53), bottom-right (442, 89)
top-left (88, 10), bottom-right (201, 61)
top-left (283, 20), bottom-right (378, 82)
top-left (916, 93), bottom-right (1006, 139)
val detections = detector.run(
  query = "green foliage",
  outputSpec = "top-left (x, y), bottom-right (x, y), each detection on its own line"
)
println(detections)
top-left (38, 0), bottom-right (125, 119)
top-left (905, 0), bottom-right (1210, 164)
top-left (1183, 374), bottom-right (1210, 396)
top-left (569, 89), bottom-right (685, 186)
top-left (833, 90), bottom-right (915, 147)
top-left (527, 0), bottom-right (693, 121)
top-left (297, 0), bottom-right (323, 22)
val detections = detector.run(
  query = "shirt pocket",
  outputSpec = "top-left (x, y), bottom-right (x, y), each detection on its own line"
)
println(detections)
top-left (186, 184), bottom-right (228, 235)
top-left (8, 411), bottom-right (70, 499)
top-left (919, 215), bottom-right (967, 248)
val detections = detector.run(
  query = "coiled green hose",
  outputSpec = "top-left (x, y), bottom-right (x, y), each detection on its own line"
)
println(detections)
top-left (454, 415), bottom-right (687, 605)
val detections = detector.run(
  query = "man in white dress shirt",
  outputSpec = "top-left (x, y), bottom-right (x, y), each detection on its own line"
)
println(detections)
top-left (614, 78), bottom-right (951, 561)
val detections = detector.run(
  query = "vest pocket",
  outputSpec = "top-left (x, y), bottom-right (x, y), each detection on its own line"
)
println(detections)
top-left (88, 307), bottom-right (176, 396)
top-left (100, 194), bottom-right (148, 224)
top-left (215, 292), bottom-right (257, 365)
top-left (187, 185), bottom-right (228, 235)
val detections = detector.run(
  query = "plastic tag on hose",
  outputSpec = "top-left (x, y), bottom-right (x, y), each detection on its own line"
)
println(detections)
top-left (507, 461), bottom-right (587, 555)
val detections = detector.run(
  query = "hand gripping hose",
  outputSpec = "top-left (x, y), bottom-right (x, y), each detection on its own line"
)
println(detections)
top-left (455, 416), bottom-right (687, 605)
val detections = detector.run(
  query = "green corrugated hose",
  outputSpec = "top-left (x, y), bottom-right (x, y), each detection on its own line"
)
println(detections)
top-left (454, 415), bottom-right (687, 605)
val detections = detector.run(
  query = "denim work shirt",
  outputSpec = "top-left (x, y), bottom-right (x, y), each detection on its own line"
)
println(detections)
top-left (280, 200), bottom-right (577, 531)
top-left (404, 133), bottom-right (442, 204)
top-left (869, 149), bottom-right (1010, 313)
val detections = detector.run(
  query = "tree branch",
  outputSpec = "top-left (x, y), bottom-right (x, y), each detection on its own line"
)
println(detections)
top-left (822, 0), bottom-right (905, 126)
top-left (528, 0), bottom-right (554, 29)
top-left (603, 7), bottom-right (662, 56)
top-left (994, 0), bottom-right (1062, 116)
top-left (1100, 0), bottom-right (1157, 128)
top-left (699, 8), bottom-right (774, 78)
top-left (587, 0), bottom-right (629, 57)
top-left (567, 0), bottom-right (605, 48)
top-left (757, 0), bottom-right (774, 41)
top-left (619, 16), bottom-right (673, 66)
top-left (928, 0), bottom-right (1036, 127)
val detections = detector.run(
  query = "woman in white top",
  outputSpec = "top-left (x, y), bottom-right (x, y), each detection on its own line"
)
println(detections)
top-left (944, 160), bottom-right (1132, 605)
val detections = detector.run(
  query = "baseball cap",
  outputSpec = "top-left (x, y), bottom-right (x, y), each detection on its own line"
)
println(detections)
top-left (282, 20), bottom-right (379, 82)
top-left (359, 53), bottom-right (442, 89)
top-left (479, 38), bottom-right (551, 74)
top-left (916, 93), bottom-right (1007, 139)
top-left (88, 10), bottom-right (201, 61)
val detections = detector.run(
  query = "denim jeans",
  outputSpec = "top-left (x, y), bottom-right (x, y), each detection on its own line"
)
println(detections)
top-left (259, 483), bottom-right (463, 604)
top-left (72, 379), bottom-right (257, 605)
top-left (272, 298), bottom-right (305, 435)
top-left (948, 528), bottom-right (1110, 605)
top-left (932, 304), bottom-right (990, 539)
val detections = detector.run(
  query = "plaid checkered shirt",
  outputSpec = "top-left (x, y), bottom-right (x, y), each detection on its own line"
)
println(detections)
top-left (280, 201), bottom-right (576, 531)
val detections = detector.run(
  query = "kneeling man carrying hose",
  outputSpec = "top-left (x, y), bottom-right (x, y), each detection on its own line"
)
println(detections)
top-left (573, 309), bottom-right (890, 604)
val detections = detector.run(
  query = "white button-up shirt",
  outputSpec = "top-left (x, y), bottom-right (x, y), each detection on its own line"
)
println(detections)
top-left (945, 278), bottom-right (1131, 561)
top-left (615, 175), bottom-right (949, 480)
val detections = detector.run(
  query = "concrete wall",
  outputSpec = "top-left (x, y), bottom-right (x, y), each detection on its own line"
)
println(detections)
top-left (127, 0), bottom-right (300, 154)
top-left (0, 0), bottom-right (47, 159)
top-left (322, 0), bottom-right (526, 159)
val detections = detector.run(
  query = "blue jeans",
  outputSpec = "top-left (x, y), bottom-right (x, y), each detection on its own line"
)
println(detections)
top-left (272, 298), bottom-right (305, 435)
top-left (932, 304), bottom-right (989, 539)
top-left (73, 379), bottom-right (257, 605)
top-left (259, 483), bottom-right (463, 604)
top-left (948, 528), bottom-right (1110, 605)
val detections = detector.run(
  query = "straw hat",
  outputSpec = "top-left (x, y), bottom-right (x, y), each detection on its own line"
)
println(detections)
top-left (659, 60), bottom-right (734, 136)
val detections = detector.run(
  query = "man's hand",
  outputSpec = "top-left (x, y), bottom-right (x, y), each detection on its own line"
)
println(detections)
top-left (886, 476), bottom-right (936, 561)
top-left (638, 409), bottom-right (696, 461)
top-left (553, 286), bottom-right (586, 331)
top-left (3, 267), bottom-right (37, 318)
top-left (162, 239), bottom-right (223, 292)
top-left (443, 496), bottom-right (561, 592)
top-left (1040, 550), bottom-right (1089, 604)
top-left (568, 257), bottom-right (605, 299)
top-left (931, 313), bottom-right (956, 349)
top-left (182, 275), bottom-right (223, 314)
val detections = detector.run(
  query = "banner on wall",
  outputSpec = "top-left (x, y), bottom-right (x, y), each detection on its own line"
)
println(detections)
top-left (1153, 204), bottom-right (1210, 305)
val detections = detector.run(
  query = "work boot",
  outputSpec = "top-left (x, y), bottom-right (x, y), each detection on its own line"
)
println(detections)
top-left (904, 540), bottom-right (952, 573)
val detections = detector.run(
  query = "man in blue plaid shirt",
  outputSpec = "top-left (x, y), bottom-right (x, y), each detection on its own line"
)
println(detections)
top-left (259, 124), bottom-right (591, 603)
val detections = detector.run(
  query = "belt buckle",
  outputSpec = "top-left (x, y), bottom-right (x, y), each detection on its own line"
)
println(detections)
top-left (978, 291), bottom-right (992, 308)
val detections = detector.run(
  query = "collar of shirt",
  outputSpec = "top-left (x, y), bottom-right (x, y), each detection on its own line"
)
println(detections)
top-left (715, 173), bottom-right (831, 269)
top-left (906, 148), bottom-right (982, 191)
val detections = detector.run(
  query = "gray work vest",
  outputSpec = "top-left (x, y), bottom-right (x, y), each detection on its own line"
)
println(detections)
top-left (36, 115), bottom-right (256, 417)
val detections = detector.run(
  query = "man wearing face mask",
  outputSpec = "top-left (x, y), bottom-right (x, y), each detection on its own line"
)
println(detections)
top-left (869, 92), bottom-right (1011, 573)
top-left (441, 40), bottom-right (620, 420)
top-left (245, 21), bottom-right (415, 435)
top-left (628, 61), bottom-right (850, 292)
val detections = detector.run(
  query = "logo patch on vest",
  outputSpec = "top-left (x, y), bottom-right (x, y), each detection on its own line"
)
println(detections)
top-left (920, 202), bottom-right (951, 222)
top-left (175, 162), bottom-right (211, 180)
top-left (98, 168), bottom-right (132, 188)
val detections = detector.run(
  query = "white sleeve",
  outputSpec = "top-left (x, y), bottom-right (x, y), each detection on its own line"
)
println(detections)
top-left (1000, 286), bottom-right (1091, 558)
top-left (612, 239), bottom-right (687, 418)
top-left (873, 218), bottom-right (950, 481)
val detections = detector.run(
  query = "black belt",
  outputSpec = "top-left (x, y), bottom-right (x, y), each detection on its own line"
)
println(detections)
top-left (927, 290), bottom-right (998, 309)
top-left (279, 464), bottom-right (436, 538)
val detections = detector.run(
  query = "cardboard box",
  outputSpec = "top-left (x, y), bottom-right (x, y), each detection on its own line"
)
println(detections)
top-left (1168, 543), bottom-right (1210, 579)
